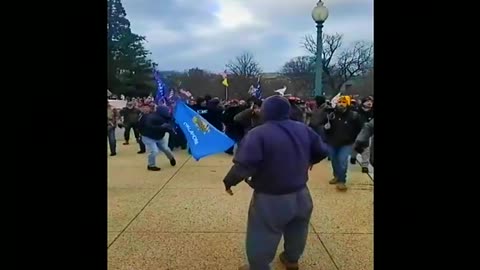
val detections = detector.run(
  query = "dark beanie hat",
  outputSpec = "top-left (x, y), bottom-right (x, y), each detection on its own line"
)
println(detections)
top-left (261, 95), bottom-right (291, 121)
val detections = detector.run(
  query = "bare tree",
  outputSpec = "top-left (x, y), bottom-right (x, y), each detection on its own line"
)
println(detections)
top-left (281, 56), bottom-right (314, 75)
top-left (280, 56), bottom-right (315, 97)
top-left (226, 52), bottom-right (262, 77)
top-left (337, 41), bottom-right (373, 79)
top-left (302, 33), bottom-right (343, 73)
top-left (302, 33), bottom-right (373, 95)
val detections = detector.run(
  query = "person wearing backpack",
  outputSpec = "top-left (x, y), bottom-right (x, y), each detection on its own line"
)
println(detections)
top-left (321, 96), bottom-right (363, 191)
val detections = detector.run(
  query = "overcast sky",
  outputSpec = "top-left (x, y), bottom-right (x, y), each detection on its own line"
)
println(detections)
top-left (122, 0), bottom-right (373, 73)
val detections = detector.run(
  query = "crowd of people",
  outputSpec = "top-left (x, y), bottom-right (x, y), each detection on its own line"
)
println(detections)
top-left (108, 93), bottom-right (374, 178)
top-left (107, 92), bottom-right (374, 270)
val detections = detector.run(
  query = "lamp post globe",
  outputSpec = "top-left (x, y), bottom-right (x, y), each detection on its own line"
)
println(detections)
top-left (312, 1), bottom-right (329, 97)
top-left (312, 1), bottom-right (329, 23)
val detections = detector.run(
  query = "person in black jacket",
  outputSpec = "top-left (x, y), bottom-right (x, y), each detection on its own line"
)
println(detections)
top-left (222, 100), bottom-right (246, 155)
top-left (204, 98), bottom-right (224, 131)
top-left (136, 105), bottom-right (154, 154)
top-left (189, 97), bottom-right (208, 115)
top-left (309, 96), bottom-right (329, 141)
top-left (321, 96), bottom-right (363, 190)
top-left (168, 123), bottom-right (187, 151)
top-left (138, 105), bottom-right (176, 171)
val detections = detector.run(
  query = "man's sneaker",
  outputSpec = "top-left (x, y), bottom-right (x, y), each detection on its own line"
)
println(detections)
top-left (362, 167), bottom-right (369, 174)
top-left (170, 158), bottom-right (177, 166)
top-left (110, 153), bottom-right (117, 156)
top-left (350, 157), bottom-right (356, 164)
top-left (147, 166), bottom-right (161, 171)
top-left (137, 150), bottom-right (146, 154)
top-left (329, 177), bottom-right (338, 184)
top-left (279, 252), bottom-right (299, 270)
top-left (336, 182), bottom-right (348, 191)
top-left (123, 142), bottom-right (129, 145)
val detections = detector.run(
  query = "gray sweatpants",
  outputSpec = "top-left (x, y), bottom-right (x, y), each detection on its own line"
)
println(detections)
top-left (245, 187), bottom-right (313, 270)
top-left (352, 146), bottom-right (371, 168)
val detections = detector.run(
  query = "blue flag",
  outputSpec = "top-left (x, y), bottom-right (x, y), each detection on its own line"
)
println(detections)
top-left (153, 70), bottom-right (169, 105)
top-left (174, 102), bottom-right (235, 160)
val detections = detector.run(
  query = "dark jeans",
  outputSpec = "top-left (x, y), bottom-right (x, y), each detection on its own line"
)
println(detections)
top-left (107, 128), bottom-right (116, 154)
top-left (138, 137), bottom-right (146, 152)
top-left (246, 188), bottom-right (313, 270)
top-left (225, 130), bottom-right (242, 154)
top-left (124, 123), bottom-right (140, 142)
top-left (329, 145), bottom-right (352, 183)
top-left (168, 126), bottom-right (187, 150)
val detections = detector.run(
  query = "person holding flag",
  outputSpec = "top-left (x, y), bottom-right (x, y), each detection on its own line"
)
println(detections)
top-left (247, 77), bottom-right (262, 99)
top-left (138, 105), bottom-right (177, 171)
top-left (253, 76), bottom-right (262, 99)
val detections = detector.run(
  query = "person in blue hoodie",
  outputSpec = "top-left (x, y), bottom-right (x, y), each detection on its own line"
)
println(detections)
top-left (222, 95), bottom-right (329, 270)
top-left (138, 105), bottom-right (177, 171)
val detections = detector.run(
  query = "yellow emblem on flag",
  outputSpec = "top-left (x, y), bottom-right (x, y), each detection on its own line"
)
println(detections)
top-left (192, 116), bottom-right (210, 134)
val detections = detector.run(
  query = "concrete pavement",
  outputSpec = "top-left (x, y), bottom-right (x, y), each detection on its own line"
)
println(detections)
top-left (108, 141), bottom-right (373, 270)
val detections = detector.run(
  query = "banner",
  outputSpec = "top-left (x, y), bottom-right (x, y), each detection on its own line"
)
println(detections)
top-left (174, 102), bottom-right (234, 160)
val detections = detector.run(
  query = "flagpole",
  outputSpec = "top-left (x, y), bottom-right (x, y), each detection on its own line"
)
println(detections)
top-left (222, 70), bottom-right (229, 101)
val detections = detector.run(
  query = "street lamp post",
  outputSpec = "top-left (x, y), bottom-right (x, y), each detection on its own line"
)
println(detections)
top-left (312, 1), bottom-right (329, 97)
